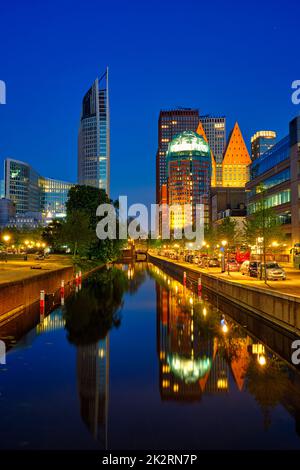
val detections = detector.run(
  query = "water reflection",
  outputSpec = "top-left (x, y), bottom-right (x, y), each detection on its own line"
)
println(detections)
top-left (151, 263), bottom-right (300, 436)
top-left (1, 262), bottom-right (300, 449)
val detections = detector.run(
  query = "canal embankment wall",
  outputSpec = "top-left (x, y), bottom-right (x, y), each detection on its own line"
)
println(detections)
top-left (149, 254), bottom-right (300, 334)
top-left (0, 266), bottom-right (74, 320)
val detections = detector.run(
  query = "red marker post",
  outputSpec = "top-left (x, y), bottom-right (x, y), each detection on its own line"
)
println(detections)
top-left (198, 277), bottom-right (202, 297)
top-left (60, 280), bottom-right (65, 305)
top-left (40, 289), bottom-right (45, 316)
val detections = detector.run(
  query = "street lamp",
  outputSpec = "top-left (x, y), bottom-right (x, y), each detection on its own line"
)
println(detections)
top-left (221, 240), bottom-right (227, 273)
top-left (2, 234), bottom-right (11, 243)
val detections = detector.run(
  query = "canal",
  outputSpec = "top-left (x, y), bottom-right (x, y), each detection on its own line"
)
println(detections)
top-left (0, 262), bottom-right (300, 450)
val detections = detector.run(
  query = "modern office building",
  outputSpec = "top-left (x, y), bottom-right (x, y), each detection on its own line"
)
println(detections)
top-left (251, 130), bottom-right (276, 161)
top-left (0, 198), bottom-right (15, 227)
top-left (78, 68), bottom-right (110, 195)
top-left (4, 158), bottom-right (74, 222)
top-left (222, 122), bottom-right (251, 187)
top-left (200, 115), bottom-right (226, 186)
top-left (4, 158), bottom-right (40, 213)
top-left (156, 109), bottom-right (200, 203)
top-left (0, 179), bottom-right (4, 198)
top-left (246, 116), bottom-right (300, 247)
top-left (166, 131), bottom-right (212, 228)
top-left (39, 177), bottom-right (74, 218)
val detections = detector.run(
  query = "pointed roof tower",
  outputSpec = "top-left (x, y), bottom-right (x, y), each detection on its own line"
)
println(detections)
top-left (196, 121), bottom-right (216, 187)
top-left (223, 122), bottom-right (251, 165)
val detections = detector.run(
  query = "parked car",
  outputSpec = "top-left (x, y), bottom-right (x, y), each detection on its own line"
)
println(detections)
top-left (225, 259), bottom-right (240, 272)
top-left (240, 260), bottom-right (261, 277)
top-left (208, 257), bottom-right (220, 267)
top-left (260, 262), bottom-right (286, 280)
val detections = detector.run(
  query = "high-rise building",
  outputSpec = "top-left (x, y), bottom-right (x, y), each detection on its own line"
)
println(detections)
top-left (246, 116), bottom-right (300, 247)
top-left (156, 109), bottom-right (200, 203)
top-left (196, 120), bottom-right (216, 187)
top-left (0, 198), bottom-right (15, 227)
top-left (4, 158), bottom-right (74, 221)
top-left (251, 130), bottom-right (276, 161)
top-left (166, 131), bottom-right (212, 228)
top-left (78, 68), bottom-right (110, 195)
top-left (222, 122), bottom-right (251, 187)
top-left (0, 179), bottom-right (4, 198)
top-left (200, 115), bottom-right (226, 186)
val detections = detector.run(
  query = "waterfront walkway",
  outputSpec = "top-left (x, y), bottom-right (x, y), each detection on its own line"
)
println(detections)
top-left (0, 255), bottom-right (73, 285)
top-left (149, 252), bottom-right (300, 298)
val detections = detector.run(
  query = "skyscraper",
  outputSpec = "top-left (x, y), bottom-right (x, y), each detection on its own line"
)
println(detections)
top-left (156, 109), bottom-right (200, 203)
top-left (166, 131), bottom-right (212, 227)
top-left (78, 68), bottom-right (110, 195)
top-left (200, 115), bottom-right (226, 186)
top-left (251, 130), bottom-right (276, 160)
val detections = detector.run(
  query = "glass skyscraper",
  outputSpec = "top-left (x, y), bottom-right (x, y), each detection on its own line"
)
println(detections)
top-left (78, 68), bottom-right (110, 195)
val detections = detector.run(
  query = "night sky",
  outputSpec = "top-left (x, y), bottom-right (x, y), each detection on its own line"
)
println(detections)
top-left (0, 0), bottom-right (299, 207)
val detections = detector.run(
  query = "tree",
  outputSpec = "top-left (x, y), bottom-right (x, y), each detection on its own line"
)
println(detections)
top-left (217, 217), bottom-right (238, 246)
top-left (42, 219), bottom-right (63, 252)
top-left (243, 185), bottom-right (285, 282)
top-left (60, 210), bottom-right (94, 257)
top-left (65, 185), bottom-right (124, 261)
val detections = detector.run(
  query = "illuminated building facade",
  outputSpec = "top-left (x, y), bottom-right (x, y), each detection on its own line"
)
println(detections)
top-left (4, 158), bottom-right (74, 222)
top-left (200, 115), bottom-right (226, 186)
top-left (166, 131), bottom-right (212, 228)
top-left (39, 177), bottom-right (74, 219)
top-left (251, 130), bottom-right (276, 161)
top-left (156, 109), bottom-right (200, 203)
top-left (78, 69), bottom-right (110, 195)
top-left (4, 158), bottom-right (40, 213)
top-left (222, 122), bottom-right (251, 187)
top-left (246, 116), bottom-right (300, 247)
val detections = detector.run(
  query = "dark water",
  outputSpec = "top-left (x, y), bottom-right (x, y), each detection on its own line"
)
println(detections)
top-left (0, 262), bottom-right (300, 450)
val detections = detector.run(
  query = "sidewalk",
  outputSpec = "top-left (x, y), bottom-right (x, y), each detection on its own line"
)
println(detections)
top-left (0, 255), bottom-right (73, 285)
top-left (150, 253), bottom-right (300, 298)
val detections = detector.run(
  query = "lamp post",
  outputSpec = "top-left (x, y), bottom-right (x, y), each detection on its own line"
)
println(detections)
top-left (221, 240), bottom-right (227, 273)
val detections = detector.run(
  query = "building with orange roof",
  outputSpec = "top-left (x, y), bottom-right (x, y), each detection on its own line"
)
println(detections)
top-left (222, 122), bottom-right (251, 187)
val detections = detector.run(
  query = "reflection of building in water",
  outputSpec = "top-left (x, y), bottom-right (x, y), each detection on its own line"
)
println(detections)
top-left (76, 337), bottom-right (109, 448)
top-left (36, 313), bottom-right (65, 334)
top-left (157, 284), bottom-right (215, 401)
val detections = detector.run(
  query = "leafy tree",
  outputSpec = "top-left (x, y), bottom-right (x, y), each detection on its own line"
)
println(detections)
top-left (60, 209), bottom-right (94, 257)
top-left (217, 217), bottom-right (238, 246)
top-left (243, 185), bottom-right (285, 281)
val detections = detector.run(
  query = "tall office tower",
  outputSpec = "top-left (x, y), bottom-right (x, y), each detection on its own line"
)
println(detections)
top-left (156, 109), bottom-right (200, 203)
top-left (78, 68), bottom-right (110, 195)
top-left (77, 338), bottom-right (109, 448)
top-left (0, 179), bottom-right (5, 198)
top-left (166, 131), bottom-right (212, 228)
top-left (251, 130), bottom-right (276, 160)
top-left (200, 115), bottom-right (226, 186)
top-left (222, 122), bottom-right (251, 187)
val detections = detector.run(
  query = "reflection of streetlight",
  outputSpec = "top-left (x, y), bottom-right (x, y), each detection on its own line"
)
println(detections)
top-left (257, 354), bottom-right (266, 366)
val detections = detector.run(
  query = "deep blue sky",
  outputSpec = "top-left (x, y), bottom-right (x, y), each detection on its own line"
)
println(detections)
top-left (0, 0), bottom-right (299, 207)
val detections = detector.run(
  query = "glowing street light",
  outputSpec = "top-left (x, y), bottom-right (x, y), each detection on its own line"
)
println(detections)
top-left (2, 234), bottom-right (11, 243)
